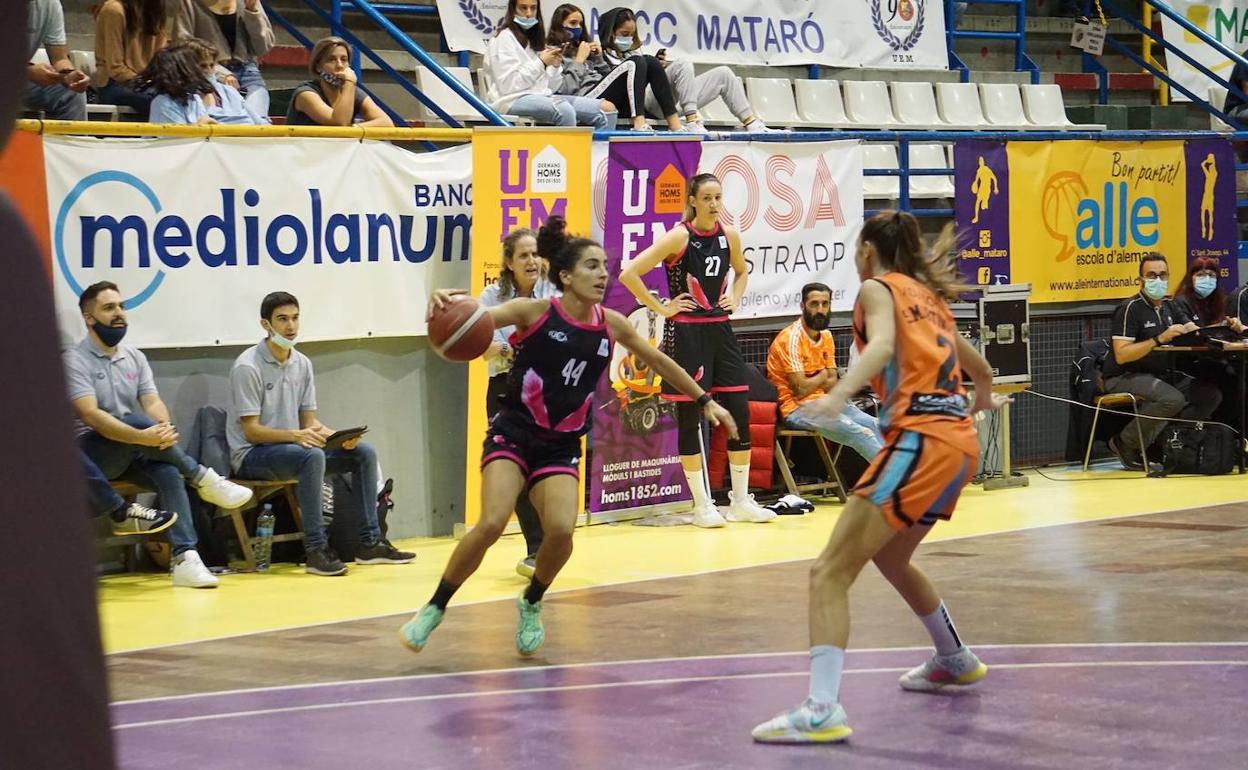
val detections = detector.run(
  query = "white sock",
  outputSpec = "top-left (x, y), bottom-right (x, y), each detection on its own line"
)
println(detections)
top-left (808, 645), bottom-right (845, 704)
top-left (919, 602), bottom-right (964, 656)
top-left (729, 463), bottom-right (750, 502)
top-left (683, 465), bottom-right (710, 509)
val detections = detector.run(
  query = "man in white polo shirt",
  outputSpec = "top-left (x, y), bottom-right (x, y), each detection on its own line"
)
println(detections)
top-left (65, 281), bottom-right (254, 588)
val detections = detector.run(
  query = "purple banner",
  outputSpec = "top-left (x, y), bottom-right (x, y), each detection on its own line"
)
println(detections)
top-left (954, 140), bottom-right (1011, 287)
top-left (590, 138), bottom-right (702, 514)
top-left (1184, 138), bottom-right (1240, 293)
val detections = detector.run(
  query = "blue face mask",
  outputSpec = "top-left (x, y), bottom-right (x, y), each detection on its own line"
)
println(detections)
top-left (1143, 277), bottom-right (1168, 300)
top-left (513, 15), bottom-right (539, 30)
top-left (565, 26), bottom-right (582, 42)
top-left (1194, 275), bottom-right (1218, 298)
top-left (614, 35), bottom-right (634, 50)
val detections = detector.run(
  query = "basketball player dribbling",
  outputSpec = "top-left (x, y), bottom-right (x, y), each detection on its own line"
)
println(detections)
top-left (401, 229), bottom-right (737, 657)
top-left (752, 211), bottom-right (1010, 744)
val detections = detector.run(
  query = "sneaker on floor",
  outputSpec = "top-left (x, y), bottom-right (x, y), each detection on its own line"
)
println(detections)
top-left (195, 468), bottom-right (254, 509)
top-left (898, 647), bottom-right (988, 692)
top-left (744, 119), bottom-right (779, 133)
top-left (683, 119), bottom-right (710, 134)
top-left (726, 493), bottom-right (777, 523)
top-left (692, 503), bottom-right (726, 528)
top-left (171, 550), bottom-right (218, 588)
top-left (752, 698), bottom-right (852, 744)
top-left (1106, 435), bottom-right (1144, 471)
top-left (399, 604), bottom-right (444, 653)
top-left (305, 545), bottom-right (348, 576)
top-left (356, 538), bottom-right (416, 564)
top-left (111, 502), bottom-right (177, 537)
top-left (515, 596), bottom-right (545, 656)
top-left (515, 555), bottom-right (536, 578)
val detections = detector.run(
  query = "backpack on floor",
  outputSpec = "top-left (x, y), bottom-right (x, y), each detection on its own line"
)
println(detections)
top-left (1154, 423), bottom-right (1239, 476)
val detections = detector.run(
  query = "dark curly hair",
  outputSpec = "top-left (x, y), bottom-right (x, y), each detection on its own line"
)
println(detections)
top-left (135, 46), bottom-right (214, 102)
top-left (537, 216), bottom-right (598, 291)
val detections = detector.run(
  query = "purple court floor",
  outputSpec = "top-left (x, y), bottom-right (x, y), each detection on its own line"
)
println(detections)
top-left (113, 642), bottom-right (1248, 769)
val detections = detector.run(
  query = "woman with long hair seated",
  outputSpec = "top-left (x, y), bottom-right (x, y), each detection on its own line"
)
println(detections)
top-left (141, 41), bottom-right (265, 125)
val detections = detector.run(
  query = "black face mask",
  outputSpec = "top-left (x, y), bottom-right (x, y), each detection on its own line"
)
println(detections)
top-left (93, 321), bottom-right (128, 347)
top-left (803, 311), bottom-right (829, 331)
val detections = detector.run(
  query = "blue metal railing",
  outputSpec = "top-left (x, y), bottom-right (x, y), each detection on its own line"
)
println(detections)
top-left (946, 0), bottom-right (1040, 84)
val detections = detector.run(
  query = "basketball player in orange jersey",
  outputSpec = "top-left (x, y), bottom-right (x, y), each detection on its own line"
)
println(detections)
top-left (752, 211), bottom-right (1010, 744)
top-left (620, 173), bottom-right (774, 528)
top-left (401, 229), bottom-right (736, 657)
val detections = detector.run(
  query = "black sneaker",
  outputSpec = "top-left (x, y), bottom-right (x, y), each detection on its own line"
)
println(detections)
top-left (111, 502), bottom-right (178, 537)
top-left (305, 545), bottom-right (348, 576)
top-left (1107, 435), bottom-right (1144, 471)
top-left (356, 538), bottom-right (416, 564)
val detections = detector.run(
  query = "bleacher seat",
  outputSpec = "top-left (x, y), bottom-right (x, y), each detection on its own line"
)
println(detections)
top-left (863, 143), bottom-right (900, 199)
top-left (891, 81), bottom-right (948, 129)
top-left (794, 79), bottom-right (850, 129)
top-left (1211, 84), bottom-right (1234, 132)
top-left (1021, 84), bottom-right (1105, 130)
top-left (908, 143), bottom-right (955, 199)
top-left (745, 77), bottom-right (811, 129)
top-left (936, 82), bottom-right (990, 129)
top-left (699, 96), bottom-right (737, 127)
top-left (843, 80), bottom-right (900, 129)
top-left (978, 83), bottom-right (1031, 129)
top-left (415, 66), bottom-right (499, 124)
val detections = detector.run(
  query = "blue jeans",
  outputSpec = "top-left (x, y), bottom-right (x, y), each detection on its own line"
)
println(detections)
top-left (81, 450), bottom-right (125, 517)
top-left (224, 60), bottom-right (269, 119)
top-left (787, 403), bottom-right (884, 461)
top-left (95, 79), bottom-right (156, 118)
top-left (80, 414), bottom-right (203, 555)
top-left (236, 442), bottom-right (381, 549)
top-left (23, 81), bottom-right (87, 120)
top-left (509, 93), bottom-right (617, 129)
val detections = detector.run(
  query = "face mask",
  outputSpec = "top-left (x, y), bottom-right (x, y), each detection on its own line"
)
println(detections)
top-left (614, 35), bottom-right (634, 50)
top-left (268, 331), bottom-right (297, 350)
top-left (513, 15), bottom-right (539, 30)
top-left (565, 26), bottom-right (582, 42)
top-left (93, 321), bottom-right (127, 347)
top-left (1194, 275), bottom-right (1217, 298)
top-left (1143, 277), bottom-right (1168, 301)
top-left (803, 311), bottom-right (829, 331)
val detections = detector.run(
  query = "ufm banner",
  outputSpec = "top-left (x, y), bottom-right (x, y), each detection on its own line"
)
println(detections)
top-left (1158, 0), bottom-right (1248, 104)
top-left (954, 139), bottom-right (1239, 302)
top-left (591, 137), bottom-right (702, 516)
top-left (44, 137), bottom-right (472, 348)
top-left (437, 0), bottom-right (947, 69)
top-left (466, 128), bottom-right (593, 528)
top-left (695, 140), bottom-right (864, 318)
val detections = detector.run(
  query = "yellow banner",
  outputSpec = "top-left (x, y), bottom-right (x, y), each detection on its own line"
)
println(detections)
top-left (1008, 141), bottom-right (1186, 303)
top-left (465, 128), bottom-right (593, 528)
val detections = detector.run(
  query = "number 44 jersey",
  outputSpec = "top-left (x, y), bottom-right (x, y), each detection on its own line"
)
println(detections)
top-left (852, 272), bottom-right (979, 456)
top-left (499, 297), bottom-right (615, 440)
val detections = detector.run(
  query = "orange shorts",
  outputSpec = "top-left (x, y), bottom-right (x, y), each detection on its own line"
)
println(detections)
top-left (852, 430), bottom-right (977, 531)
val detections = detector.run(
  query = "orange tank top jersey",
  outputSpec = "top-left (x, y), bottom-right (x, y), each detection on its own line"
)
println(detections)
top-left (851, 272), bottom-right (978, 457)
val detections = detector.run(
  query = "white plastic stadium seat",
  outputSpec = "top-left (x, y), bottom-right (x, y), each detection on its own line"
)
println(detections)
top-left (863, 143), bottom-right (900, 199)
top-left (891, 81), bottom-right (948, 129)
top-left (935, 82), bottom-right (989, 129)
top-left (699, 96), bottom-right (737, 127)
top-left (794, 79), bottom-right (850, 129)
top-left (69, 50), bottom-right (97, 79)
top-left (1021, 84), bottom-right (1105, 130)
top-left (415, 66), bottom-right (493, 123)
top-left (908, 143), bottom-right (955, 199)
top-left (745, 77), bottom-right (810, 129)
top-left (979, 82), bottom-right (1031, 129)
top-left (843, 80), bottom-right (899, 129)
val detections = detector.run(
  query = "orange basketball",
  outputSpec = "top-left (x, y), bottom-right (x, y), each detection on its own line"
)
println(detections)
top-left (429, 294), bottom-right (495, 362)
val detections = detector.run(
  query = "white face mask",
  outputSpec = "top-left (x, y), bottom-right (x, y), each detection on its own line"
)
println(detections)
top-left (269, 331), bottom-right (297, 350)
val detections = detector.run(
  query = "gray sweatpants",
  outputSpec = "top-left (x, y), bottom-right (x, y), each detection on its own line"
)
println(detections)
top-left (645, 60), bottom-right (753, 124)
top-left (1102, 371), bottom-right (1223, 454)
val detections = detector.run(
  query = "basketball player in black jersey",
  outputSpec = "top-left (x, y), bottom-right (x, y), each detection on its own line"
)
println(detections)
top-left (620, 173), bottom-right (773, 527)
top-left (401, 230), bottom-right (737, 657)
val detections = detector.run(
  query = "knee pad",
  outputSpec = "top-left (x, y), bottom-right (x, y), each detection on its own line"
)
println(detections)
top-left (720, 391), bottom-right (752, 452)
top-left (676, 401), bottom-right (703, 456)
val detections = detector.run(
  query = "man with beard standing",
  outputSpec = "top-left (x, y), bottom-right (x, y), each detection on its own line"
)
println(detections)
top-left (767, 282), bottom-right (883, 461)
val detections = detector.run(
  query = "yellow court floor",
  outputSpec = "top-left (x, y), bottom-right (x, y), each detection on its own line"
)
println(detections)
top-left (97, 468), bottom-right (1248, 654)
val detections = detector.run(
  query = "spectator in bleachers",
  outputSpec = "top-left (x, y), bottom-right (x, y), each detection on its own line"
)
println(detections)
top-left (1173, 256), bottom-right (1244, 332)
top-left (767, 282), bottom-right (883, 461)
top-left (483, 0), bottom-right (615, 129)
top-left (93, 0), bottom-right (167, 116)
top-left (227, 292), bottom-right (415, 577)
top-left (173, 0), bottom-right (275, 119)
top-left (595, 7), bottom-right (684, 131)
top-left (66, 282), bottom-right (255, 588)
top-left (287, 37), bottom-right (393, 127)
top-left (1102, 253), bottom-right (1222, 471)
top-left (24, 0), bottom-right (89, 120)
top-left (142, 42), bottom-right (265, 125)
top-left (1224, 52), bottom-right (1248, 123)
top-left (599, 7), bottom-right (773, 133)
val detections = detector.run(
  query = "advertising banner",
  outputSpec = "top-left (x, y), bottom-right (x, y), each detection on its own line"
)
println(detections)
top-left (1157, 1), bottom-right (1248, 104)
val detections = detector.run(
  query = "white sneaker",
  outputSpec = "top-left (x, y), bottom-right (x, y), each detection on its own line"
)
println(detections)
top-left (726, 492), bottom-right (776, 523)
top-left (682, 119), bottom-right (710, 134)
top-left (171, 550), bottom-right (219, 589)
top-left (744, 119), bottom-right (779, 133)
top-left (752, 698), bottom-right (852, 744)
top-left (691, 503), bottom-right (726, 528)
top-left (898, 647), bottom-right (988, 692)
top-left (196, 468), bottom-right (253, 509)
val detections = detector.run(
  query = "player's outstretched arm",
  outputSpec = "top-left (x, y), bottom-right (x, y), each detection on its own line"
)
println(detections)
top-left (619, 226), bottom-right (693, 319)
top-left (955, 333), bottom-right (1010, 414)
top-left (427, 288), bottom-right (549, 334)
top-left (605, 310), bottom-right (738, 440)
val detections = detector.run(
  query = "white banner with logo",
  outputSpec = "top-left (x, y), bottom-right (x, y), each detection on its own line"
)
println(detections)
top-left (1158, 0), bottom-right (1248, 103)
top-left (437, 0), bottom-right (947, 69)
top-left (44, 137), bottom-right (472, 349)
top-left (695, 140), bottom-right (864, 318)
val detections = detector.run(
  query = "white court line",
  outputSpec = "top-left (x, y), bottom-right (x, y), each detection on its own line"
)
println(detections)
top-left (105, 497), bottom-right (1247, 657)
top-left (113, 660), bottom-right (1248, 731)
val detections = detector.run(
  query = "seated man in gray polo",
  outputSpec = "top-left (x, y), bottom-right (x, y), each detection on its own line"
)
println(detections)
top-left (25, 0), bottom-right (89, 120)
top-left (227, 291), bottom-right (415, 577)
top-left (66, 282), bottom-right (254, 588)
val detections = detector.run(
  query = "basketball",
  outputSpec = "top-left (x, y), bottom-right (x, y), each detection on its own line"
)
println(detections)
top-left (429, 294), bottom-right (495, 362)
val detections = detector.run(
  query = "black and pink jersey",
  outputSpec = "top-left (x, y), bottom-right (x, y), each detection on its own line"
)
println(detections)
top-left (663, 221), bottom-right (732, 322)
top-left (498, 297), bottom-right (615, 440)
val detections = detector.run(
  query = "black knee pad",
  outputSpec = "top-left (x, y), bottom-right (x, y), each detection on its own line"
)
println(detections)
top-left (720, 391), bottom-right (752, 452)
top-left (677, 401), bottom-right (703, 455)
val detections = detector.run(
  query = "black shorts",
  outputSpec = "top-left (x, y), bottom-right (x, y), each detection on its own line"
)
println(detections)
top-left (482, 416), bottom-right (582, 483)
top-left (660, 320), bottom-right (748, 400)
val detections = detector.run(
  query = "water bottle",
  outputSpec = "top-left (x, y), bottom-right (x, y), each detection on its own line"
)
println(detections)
top-left (253, 503), bottom-right (275, 571)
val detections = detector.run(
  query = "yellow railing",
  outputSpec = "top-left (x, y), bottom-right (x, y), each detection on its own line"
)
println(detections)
top-left (1141, 3), bottom-right (1170, 106)
top-left (15, 119), bottom-right (474, 142)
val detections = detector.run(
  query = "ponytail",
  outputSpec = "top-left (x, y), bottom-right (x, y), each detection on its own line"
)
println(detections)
top-left (859, 211), bottom-right (968, 302)
top-left (683, 172), bottom-right (720, 222)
